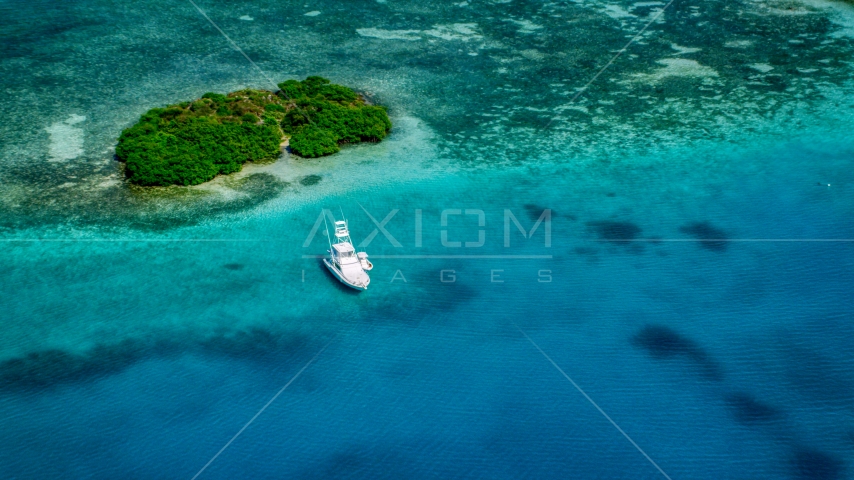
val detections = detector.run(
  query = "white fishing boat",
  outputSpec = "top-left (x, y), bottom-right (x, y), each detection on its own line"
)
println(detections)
top-left (323, 215), bottom-right (372, 291)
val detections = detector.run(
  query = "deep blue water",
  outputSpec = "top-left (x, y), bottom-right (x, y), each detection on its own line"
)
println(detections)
top-left (2, 0), bottom-right (854, 478)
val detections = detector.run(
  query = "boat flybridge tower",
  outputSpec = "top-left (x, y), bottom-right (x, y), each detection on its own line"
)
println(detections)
top-left (322, 213), bottom-right (373, 291)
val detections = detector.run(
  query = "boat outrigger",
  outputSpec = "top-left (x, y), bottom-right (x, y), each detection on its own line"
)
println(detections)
top-left (323, 214), bottom-right (373, 291)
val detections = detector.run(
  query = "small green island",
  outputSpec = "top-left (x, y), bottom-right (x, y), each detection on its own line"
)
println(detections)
top-left (116, 76), bottom-right (391, 186)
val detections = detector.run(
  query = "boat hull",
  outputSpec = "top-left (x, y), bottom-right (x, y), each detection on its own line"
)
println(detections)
top-left (323, 259), bottom-right (368, 291)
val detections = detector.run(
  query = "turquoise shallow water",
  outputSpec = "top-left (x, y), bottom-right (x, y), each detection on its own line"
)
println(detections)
top-left (2, 0), bottom-right (854, 478)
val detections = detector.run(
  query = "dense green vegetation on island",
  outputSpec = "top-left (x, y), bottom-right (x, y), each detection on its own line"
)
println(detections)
top-left (278, 77), bottom-right (392, 158)
top-left (116, 77), bottom-right (391, 186)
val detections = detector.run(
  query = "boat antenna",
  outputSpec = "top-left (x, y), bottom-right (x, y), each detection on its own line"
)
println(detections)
top-left (323, 209), bottom-right (332, 252)
top-left (340, 206), bottom-right (357, 244)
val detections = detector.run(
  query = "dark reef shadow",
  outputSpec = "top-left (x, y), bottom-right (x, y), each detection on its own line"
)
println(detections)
top-left (631, 325), bottom-right (723, 381)
top-left (586, 221), bottom-right (641, 242)
top-left (725, 392), bottom-right (782, 425)
top-left (0, 326), bottom-right (319, 393)
top-left (679, 221), bottom-right (729, 252)
top-left (586, 220), bottom-right (644, 251)
top-left (300, 174), bottom-right (322, 186)
top-left (522, 204), bottom-right (555, 221)
top-left (297, 446), bottom-right (422, 480)
top-left (0, 338), bottom-right (178, 391)
top-left (791, 447), bottom-right (844, 480)
top-left (223, 263), bottom-right (244, 270)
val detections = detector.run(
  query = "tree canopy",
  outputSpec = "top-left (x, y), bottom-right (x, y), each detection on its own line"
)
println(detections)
top-left (116, 77), bottom-right (391, 186)
top-left (278, 76), bottom-right (392, 158)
